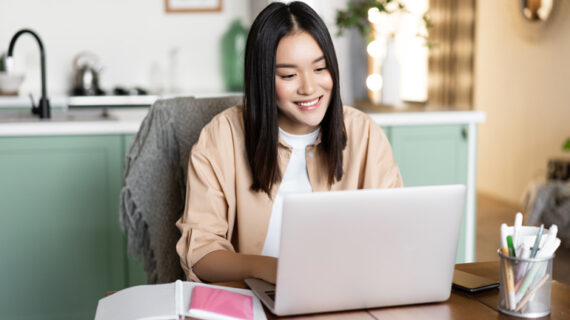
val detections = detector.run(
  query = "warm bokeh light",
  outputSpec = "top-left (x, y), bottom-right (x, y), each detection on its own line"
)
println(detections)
top-left (366, 73), bottom-right (383, 92)
top-left (368, 7), bottom-right (382, 24)
top-left (366, 40), bottom-right (385, 58)
top-left (366, 0), bottom-right (428, 104)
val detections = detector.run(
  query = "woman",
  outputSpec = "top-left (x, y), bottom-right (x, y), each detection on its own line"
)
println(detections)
top-left (176, 1), bottom-right (402, 284)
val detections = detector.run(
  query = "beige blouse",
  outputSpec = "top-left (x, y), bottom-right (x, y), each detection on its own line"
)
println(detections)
top-left (176, 105), bottom-right (403, 281)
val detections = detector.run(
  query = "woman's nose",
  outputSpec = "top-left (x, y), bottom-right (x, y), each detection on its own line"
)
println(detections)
top-left (298, 74), bottom-right (316, 95)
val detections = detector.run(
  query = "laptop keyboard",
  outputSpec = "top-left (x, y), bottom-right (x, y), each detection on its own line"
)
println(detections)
top-left (265, 290), bottom-right (275, 301)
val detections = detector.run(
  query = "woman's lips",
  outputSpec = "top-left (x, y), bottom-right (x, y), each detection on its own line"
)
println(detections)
top-left (295, 96), bottom-right (322, 111)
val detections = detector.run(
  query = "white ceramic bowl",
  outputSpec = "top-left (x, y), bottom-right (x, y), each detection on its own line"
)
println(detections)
top-left (0, 72), bottom-right (25, 94)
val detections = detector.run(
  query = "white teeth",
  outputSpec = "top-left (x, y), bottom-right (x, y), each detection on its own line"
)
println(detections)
top-left (297, 97), bottom-right (319, 107)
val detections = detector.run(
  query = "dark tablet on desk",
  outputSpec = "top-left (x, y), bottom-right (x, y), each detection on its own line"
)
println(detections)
top-left (452, 270), bottom-right (499, 293)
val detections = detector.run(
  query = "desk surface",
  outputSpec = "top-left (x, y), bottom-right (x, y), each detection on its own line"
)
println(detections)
top-left (209, 262), bottom-right (570, 320)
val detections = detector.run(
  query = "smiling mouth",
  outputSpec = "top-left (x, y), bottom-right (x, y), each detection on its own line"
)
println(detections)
top-left (295, 96), bottom-right (322, 110)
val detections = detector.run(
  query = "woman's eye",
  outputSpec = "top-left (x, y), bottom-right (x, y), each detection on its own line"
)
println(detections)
top-left (279, 74), bottom-right (296, 79)
top-left (315, 67), bottom-right (327, 72)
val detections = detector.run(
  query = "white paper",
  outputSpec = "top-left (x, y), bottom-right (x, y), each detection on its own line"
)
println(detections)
top-left (94, 283), bottom-right (177, 320)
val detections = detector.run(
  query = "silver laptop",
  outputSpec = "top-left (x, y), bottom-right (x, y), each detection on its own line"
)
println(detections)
top-left (245, 185), bottom-right (466, 316)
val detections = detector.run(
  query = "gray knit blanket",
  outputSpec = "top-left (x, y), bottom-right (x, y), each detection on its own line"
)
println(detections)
top-left (119, 95), bottom-right (242, 283)
top-left (523, 180), bottom-right (570, 243)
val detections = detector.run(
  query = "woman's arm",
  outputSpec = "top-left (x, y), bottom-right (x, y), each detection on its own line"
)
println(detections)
top-left (193, 250), bottom-right (277, 284)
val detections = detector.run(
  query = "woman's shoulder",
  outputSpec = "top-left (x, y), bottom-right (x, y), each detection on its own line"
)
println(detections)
top-left (202, 105), bottom-right (244, 134)
top-left (209, 104), bottom-right (243, 125)
top-left (342, 105), bottom-right (378, 129)
top-left (196, 105), bottom-right (245, 148)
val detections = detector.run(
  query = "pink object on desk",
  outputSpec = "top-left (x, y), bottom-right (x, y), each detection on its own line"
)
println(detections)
top-left (189, 286), bottom-right (254, 320)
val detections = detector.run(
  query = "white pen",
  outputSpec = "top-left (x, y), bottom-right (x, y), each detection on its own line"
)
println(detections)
top-left (513, 213), bottom-right (523, 256)
top-left (537, 231), bottom-right (560, 259)
top-left (544, 225), bottom-right (559, 249)
top-left (500, 223), bottom-right (509, 249)
top-left (516, 242), bottom-right (530, 281)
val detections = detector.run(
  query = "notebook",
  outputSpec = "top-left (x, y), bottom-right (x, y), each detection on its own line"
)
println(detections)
top-left (94, 280), bottom-right (266, 320)
top-left (245, 184), bottom-right (466, 316)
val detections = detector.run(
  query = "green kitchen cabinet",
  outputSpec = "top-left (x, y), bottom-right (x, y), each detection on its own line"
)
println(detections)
top-left (389, 125), bottom-right (468, 187)
top-left (0, 135), bottom-right (127, 320)
top-left (386, 124), bottom-right (471, 263)
top-left (0, 120), bottom-right (476, 320)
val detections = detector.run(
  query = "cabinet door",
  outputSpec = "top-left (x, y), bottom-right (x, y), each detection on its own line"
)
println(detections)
top-left (0, 135), bottom-right (126, 320)
top-left (389, 125), bottom-right (469, 262)
top-left (390, 125), bottom-right (468, 186)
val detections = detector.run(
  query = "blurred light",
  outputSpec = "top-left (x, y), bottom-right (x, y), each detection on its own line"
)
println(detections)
top-left (366, 74), bottom-right (383, 92)
top-left (386, 1), bottom-right (399, 12)
top-left (368, 8), bottom-right (381, 24)
top-left (366, 0), bottom-right (429, 104)
top-left (366, 40), bottom-right (385, 58)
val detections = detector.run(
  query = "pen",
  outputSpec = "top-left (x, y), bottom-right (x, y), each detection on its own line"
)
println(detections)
top-left (513, 212), bottom-right (522, 256)
top-left (529, 224), bottom-right (544, 258)
top-left (500, 223), bottom-right (509, 249)
top-left (515, 258), bottom-right (542, 303)
top-left (540, 225), bottom-right (558, 256)
top-left (515, 242), bottom-right (530, 282)
top-left (515, 273), bottom-right (550, 312)
top-left (501, 247), bottom-right (516, 310)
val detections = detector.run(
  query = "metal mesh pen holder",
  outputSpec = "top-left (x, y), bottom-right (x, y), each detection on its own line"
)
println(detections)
top-left (498, 249), bottom-right (554, 318)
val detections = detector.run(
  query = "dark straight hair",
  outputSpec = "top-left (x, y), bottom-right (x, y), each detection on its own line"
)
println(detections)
top-left (243, 1), bottom-right (346, 195)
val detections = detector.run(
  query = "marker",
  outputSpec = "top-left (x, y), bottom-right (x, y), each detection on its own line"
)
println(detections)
top-left (529, 224), bottom-right (544, 258)
top-left (513, 212), bottom-right (523, 255)
top-left (507, 235), bottom-right (516, 257)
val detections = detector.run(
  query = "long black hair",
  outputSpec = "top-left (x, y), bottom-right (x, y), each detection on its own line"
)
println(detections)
top-left (243, 1), bottom-right (346, 195)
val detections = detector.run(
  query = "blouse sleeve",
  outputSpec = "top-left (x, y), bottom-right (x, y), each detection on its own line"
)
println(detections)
top-left (175, 119), bottom-right (237, 282)
top-left (364, 118), bottom-right (404, 189)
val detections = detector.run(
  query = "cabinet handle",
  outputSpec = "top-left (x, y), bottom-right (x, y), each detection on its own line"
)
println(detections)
top-left (461, 128), bottom-right (468, 140)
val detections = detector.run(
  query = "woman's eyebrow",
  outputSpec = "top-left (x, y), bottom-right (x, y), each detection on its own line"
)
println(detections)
top-left (276, 63), bottom-right (296, 68)
top-left (275, 56), bottom-right (326, 68)
top-left (312, 56), bottom-right (325, 64)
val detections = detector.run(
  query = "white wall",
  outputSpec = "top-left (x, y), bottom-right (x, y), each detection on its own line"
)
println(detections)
top-left (474, 1), bottom-right (570, 204)
top-left (1, 0), bottom-right (358, 103)
top-left (0, 0), bottom-right (251, 96)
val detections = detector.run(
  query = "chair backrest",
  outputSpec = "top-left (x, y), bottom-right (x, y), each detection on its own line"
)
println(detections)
top-left (120, 95), bottom-right (243, 283)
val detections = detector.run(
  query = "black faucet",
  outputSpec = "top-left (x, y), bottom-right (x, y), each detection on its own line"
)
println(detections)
top-left (7, 29), bottom-right (50, 119)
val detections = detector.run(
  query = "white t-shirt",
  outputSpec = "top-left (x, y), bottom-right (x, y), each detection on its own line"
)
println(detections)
top-left (261, 127), bottom-right (320, 257)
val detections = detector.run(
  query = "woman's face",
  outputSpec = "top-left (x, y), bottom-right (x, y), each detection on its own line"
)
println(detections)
top-left (274, 31), bottom-right (333, 135)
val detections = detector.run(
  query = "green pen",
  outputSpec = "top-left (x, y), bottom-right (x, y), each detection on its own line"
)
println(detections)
top-left (507, 235), bottom-right (516, 257)
top-left (530, 224), bottom-right (544, 258)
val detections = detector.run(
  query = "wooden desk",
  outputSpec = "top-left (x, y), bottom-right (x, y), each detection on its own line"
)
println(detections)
top-left (211, 262), bottom-right (570, 320)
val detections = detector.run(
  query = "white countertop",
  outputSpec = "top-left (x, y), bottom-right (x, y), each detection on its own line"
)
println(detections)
top-left (0, 96), bottom-right (486, 136)
top-left (0, 108), bottom-right (148, 136)
top-left (0, 93), bottom-right (241, 109)
top-left (369, 110), bottom-right (486, 126)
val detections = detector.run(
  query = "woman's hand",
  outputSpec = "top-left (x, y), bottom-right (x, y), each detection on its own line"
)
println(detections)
top-left (194, 250), bottom-right (278, 284)
top-left (252, 255), bottom-right (278, 284)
